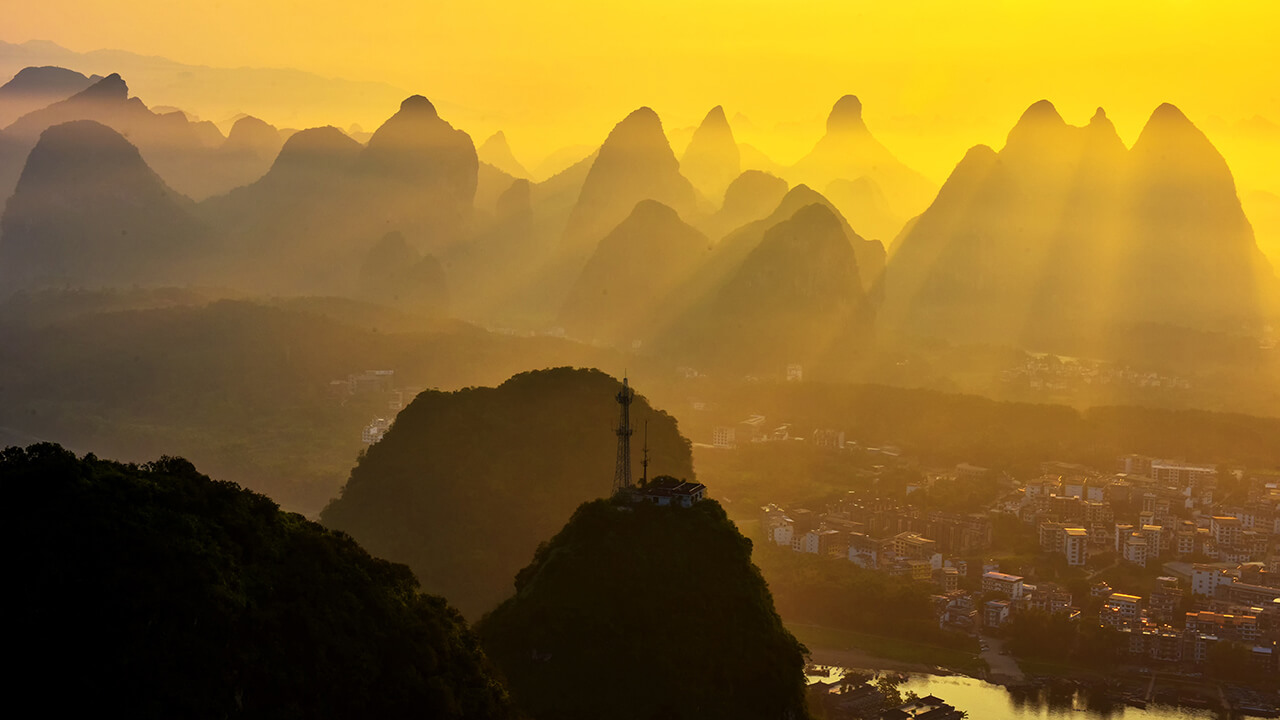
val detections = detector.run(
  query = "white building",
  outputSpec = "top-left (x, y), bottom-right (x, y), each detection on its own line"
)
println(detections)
top-left (362, 417), bottom-right (391, 444)
top-left (1212, 516), bottom-right (1243, 547)
top-left (1191, 564), bottom-right (1236, 597)
top-left (771, 522), bottom-right (795, 547)
top-left (1102, 593), bottom-right (1143, 630)
top-left (1124, 535), bottom-right (1148, 568)
top-left (982, 571), bottom-right (1025, 600)
top-left (1141, 525), bottom-right (1164, 559)
top-left (1115, 524), bottom-right (1135, 552)
top-left (1064, 527), bottom-right (1089, 566)
top-left (985, 600), bottom-right (1012, 627)
top-left (712, 426), bottom-right (736, 449)
top-left (1151, 459), bottom-right (1216, 487)
top-left (847, 533), bottom-right (881, 569)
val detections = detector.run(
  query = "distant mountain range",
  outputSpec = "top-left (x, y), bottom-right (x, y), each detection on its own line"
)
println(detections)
top-left (0, 64), bottom-right (1273, 376)
top-left (0, 38), bottom-right (409, 130)
top-left (1, 72), bottom-right (282, 201)
top-left (680, 105), bottom-right (740, 204)
top-left (0, 119), bottom-right (204, 288)
top-left (790, 95), bottom-right (937, 244)
top-left (883, 100), bottom-right (1276, 344)
top-left (0, 65), bottom-right (100, 127)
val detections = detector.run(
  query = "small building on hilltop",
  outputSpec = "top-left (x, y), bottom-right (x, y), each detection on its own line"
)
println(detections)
top-left (611, 376), bottom-right (706, 508)
top-left (636, 475), bottom-right (707, 508)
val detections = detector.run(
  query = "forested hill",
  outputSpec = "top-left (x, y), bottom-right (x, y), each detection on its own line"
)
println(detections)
top-left (321, 367), bottom-right (694, 618)
top-left (2, 443), bottom-right (512, 720)
top-left (477, 497), bottom-right (810, 720)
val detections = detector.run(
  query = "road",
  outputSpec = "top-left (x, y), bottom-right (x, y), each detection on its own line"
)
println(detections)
top-left (979, 634), bottom-right (1025, 683)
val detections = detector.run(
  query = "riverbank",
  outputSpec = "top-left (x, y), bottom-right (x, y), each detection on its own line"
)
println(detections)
top-left (793, 623), bottom-right (1279, 718)
top-left (786, 623), bottom-right (984, 676)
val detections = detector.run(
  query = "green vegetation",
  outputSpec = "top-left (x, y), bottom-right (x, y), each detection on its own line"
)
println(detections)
top-left (0, 291), bottom-right (629, 514)
top-left (751, 539), bottom-right (978, 654)
top-left (322, 367), bottom-right (694, 618)
top-left (477, 498), bottom-right (809, 720)
top-left (1002, 610), bottom-right (1125, 669)
top-left (695, 442), bottom-right (889, 514)
top-left (678, 380), bottom-right (1280, 474)
top-left (787, 624), bottom-right (984, 674)
top-left (2, 443), bottom-right (511, 719)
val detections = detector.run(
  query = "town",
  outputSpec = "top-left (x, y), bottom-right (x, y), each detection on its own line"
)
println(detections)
top-left (732, 427), bottom-right (1280, 716)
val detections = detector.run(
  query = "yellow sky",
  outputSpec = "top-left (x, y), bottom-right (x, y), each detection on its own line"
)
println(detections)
top-left (4, 0), bottom-right (1279, 186)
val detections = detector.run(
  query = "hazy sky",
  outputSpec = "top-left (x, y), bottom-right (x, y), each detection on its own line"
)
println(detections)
top-left (4, 0), bottom-right (1279, 184)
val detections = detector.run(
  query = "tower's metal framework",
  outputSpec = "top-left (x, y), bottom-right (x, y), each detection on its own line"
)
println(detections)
top-left (641, 420), bottom-right (650, 487)
top-left (613, 376), bottom-right (634, 493)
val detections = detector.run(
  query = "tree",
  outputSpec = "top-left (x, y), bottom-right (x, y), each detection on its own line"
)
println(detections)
top-left (3, 443), bottom-right (513, 719)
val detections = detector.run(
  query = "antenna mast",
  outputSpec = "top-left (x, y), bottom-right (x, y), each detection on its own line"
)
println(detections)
top-left (641, 420), bottom-right (650, 487)
top-left (613, 377), bottom-right (634, 493)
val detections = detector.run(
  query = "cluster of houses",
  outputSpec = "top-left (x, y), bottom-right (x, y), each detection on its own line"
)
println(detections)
top-left (998, 353), bottom-right (1191, 393)
top-left (325, 369), bottom-right (421, 445)
top-left (988, 456), bottom-right (1279, 674)
top-left (1012, 457), bottom-right (1280, 571)
top-left (1097, 570), bottom-right (1278, 671)
top-left (758, 448), bottom-right (1280, 677)
top-left (976, 567), bottom-right (1279, 673)
top-left (760, 495), bottom-right (992, 592)
top-left (710, 412), bottom-right (862, 450)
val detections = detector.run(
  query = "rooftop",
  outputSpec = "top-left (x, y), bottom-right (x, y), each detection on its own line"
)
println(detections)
top-left (639, 476), bottom-right (707, 498)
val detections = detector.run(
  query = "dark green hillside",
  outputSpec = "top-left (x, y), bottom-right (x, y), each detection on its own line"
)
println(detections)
top-left (1, 443), bottom-right (511, 720)
top-left (321, 367), bottom-right (694, 618)
top-left (0, 294), bottom-right (632, 514)
top-left (477, 497), bottom-right (809, 720)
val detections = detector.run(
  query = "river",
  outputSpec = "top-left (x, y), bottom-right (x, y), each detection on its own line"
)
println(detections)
top-left (806, 666), bottom-right (1249, 719)
top-left (900, 673), bottom-right (1217, 719)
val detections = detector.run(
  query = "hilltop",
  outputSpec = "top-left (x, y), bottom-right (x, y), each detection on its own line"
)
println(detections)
top-left (321, 368), bottom-right (694, 617)
top-left (884, 101), bottom-right (1276, 345)
top-left (477, 497), bottom-right (810, 720)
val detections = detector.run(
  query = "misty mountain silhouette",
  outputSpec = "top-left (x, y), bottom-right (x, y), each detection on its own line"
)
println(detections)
top-left (443, 176), bottom-right (550, 326)
top-left (1125, 104), bottom-right (1275, 322)
top-left (559, 199), bottom-right (710, 345)
top-left (446, 108), bottom-right (699, 329)
top-left (0, 66), bottom-right (99, 127)
top-left (363, 96), bottom-right (477, 191)
top-left (790, 95), bottom-right (937, 242)
top-left (0, 120), bottom-right (203, 289)
top-left (0, 39), bottom-right (413, 144)
top-left (884, 100), bottom-right (1277, 344)
top-left (696, 169), bottom-right (789, 241)
top-left (359, 94), bottom-right (478, 247)
top-left (201, 95), bottom-right (478, 296)
top-left (2, 72), bottom-right (279, 202)
top-left (563, 107), bottom-right (696, 252)
top-left (191, 114), bottom-right (285, 200)
top-left (478, 131), bottom-right (529, 179)
top-left (358, 230), bottom-right (449, 315)
top-left (680, 105), bottom-right (741, 203)
top-left (717, 183), bottom-right (885, 294)
top-left (224, 114), bottom-right (280, 154)
top-left (658, 201), bottom-right (876, 376)
top-left (475, 161), bottom-right (520, 217)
